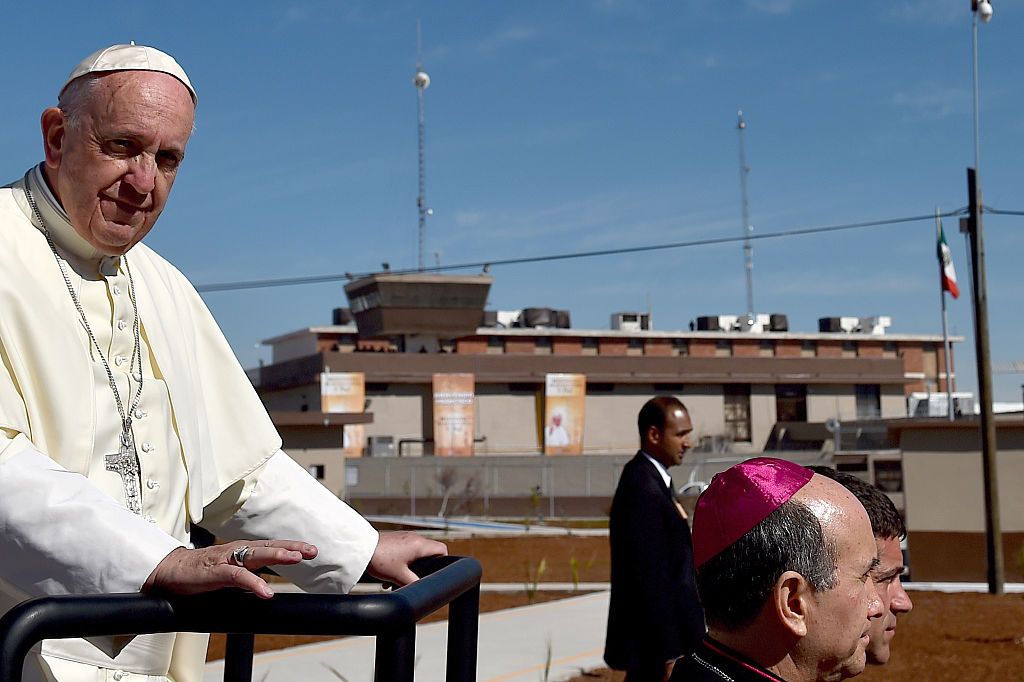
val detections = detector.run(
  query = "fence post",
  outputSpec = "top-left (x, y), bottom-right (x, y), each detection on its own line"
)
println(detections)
top-left (411, 465), bottom-right (417, 517)
top-left (548, 463), bottom-right (555, 518)
top-left (374, 623), bottom-right (417, 682)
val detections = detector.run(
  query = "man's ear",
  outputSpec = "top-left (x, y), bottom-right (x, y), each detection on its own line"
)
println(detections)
top-left (774, 571), bottom-right (810, 638)
top-left (41, 107), bottom-right (67, 170)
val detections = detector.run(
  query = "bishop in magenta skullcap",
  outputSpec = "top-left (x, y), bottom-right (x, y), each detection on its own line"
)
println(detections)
top-left (692, 457), bottom-right (813, 568)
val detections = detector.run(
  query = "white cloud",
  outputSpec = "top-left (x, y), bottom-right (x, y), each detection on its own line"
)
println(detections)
top-left (746, 0), bottom-right (799, 15)
top-left (474, 26), bottom-right (541, 53)
top-left (764, 270), bottom-right (929, 297)
top-left (892, 85), bottom-right (969, 120)
top-left (455, 211), bottom-right (484, 227)
top-left (885, 0), bottom-right (964, 25)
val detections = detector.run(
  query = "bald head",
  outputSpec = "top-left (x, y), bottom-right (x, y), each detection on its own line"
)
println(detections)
top-left (693, 460), bottom-right (883, 681)
top-left (789, 474), bottom-right (882, 680)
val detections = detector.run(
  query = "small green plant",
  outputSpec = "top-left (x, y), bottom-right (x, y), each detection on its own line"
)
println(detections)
top-left (529, 485), bottom-right (543, 522)
top-left (321, 664), bottom-right (349, 681)
top-left (525, 556), bottom-right (548, 603)
top-left (569, 556), bottom-right (580, 591)
top-left (539, 636), bottom-right (553, 681)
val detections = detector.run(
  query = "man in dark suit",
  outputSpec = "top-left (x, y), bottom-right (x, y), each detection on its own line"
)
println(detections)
top-left (604, 396), bottom-right (706, 681)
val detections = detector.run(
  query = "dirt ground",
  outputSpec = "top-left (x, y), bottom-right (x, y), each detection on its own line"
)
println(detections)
top-left (208, 534), bottom-right (1024, 680)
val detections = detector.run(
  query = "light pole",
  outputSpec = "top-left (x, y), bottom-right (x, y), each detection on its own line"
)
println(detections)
top-left (966, 0), bottom-right (1003, 596)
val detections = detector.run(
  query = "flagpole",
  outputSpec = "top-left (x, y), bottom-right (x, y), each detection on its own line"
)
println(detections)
top-left (936, 208), bottom-right (955, 421)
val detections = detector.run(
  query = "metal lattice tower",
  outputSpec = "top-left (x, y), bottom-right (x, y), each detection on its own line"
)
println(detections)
top-left (737, 110), bottom-right (755, 317)
top-left (414, 21), bottom-right (431, 271)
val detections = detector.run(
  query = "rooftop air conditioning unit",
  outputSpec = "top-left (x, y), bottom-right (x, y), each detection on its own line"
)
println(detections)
top-left (611, 312), bottom-right (650, 331)
top-left (696, 315), bottom-right (723, 331)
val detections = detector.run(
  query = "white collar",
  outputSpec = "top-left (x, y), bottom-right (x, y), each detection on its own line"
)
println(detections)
top-left (641, 451), bottom-right (673, 489)
top-left (25, 164), bottom-right (121, 276)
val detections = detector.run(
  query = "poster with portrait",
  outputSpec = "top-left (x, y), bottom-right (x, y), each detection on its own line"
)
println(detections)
top-left (321, 371), bottom-right (365, 457)
top-left (544, 373), bottom-right (585, 455)
top-left (432, 373), bottom-right (475, 457)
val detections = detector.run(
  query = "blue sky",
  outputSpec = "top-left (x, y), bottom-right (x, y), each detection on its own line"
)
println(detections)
top-left (3, 1), bottom-right (1022, 401)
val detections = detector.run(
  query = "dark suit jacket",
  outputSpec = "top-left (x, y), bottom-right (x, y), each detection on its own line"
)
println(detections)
top-left (604, 452), bottom-right (705, 672)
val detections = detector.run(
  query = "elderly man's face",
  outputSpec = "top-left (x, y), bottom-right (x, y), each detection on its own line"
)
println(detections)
top-left (865, 536), bottom-right (913, 664)
top-left (42, 71), bottom-right (194, 255)
top-left (798, 477), bottom-right (883, 681)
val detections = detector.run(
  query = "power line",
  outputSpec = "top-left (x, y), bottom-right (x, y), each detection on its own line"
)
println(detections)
top-left (984, 206), bottom-right (1024, 216)
top-left (196, 209), bottom-right (969, 293)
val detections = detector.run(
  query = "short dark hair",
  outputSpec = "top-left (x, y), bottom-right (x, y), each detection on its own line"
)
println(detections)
top-left (637, 395), bottom-right (687, 441)
top-left (807, 466), bottom-right (906, 541)
top-left (696, 499), bottom-right (837, 630)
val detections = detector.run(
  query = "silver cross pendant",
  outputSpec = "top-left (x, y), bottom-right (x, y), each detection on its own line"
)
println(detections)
top-left (105, 433), bottom-right (143, 515)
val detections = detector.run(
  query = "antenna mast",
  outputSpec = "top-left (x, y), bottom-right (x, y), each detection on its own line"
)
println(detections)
top-left (414, 20), bottom-right (431, 271)
top-left (737, 110), bottom-right (755, 317)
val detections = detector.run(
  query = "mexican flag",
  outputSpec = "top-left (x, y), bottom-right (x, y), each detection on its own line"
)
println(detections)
top-left (938, 225), bottom-right (959, 299)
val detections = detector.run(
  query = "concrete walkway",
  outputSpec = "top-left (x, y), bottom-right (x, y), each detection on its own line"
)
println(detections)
top-left (204, 590), bottom-right (610, 682)
top-left (203, 581), bottom-right (1024, 681)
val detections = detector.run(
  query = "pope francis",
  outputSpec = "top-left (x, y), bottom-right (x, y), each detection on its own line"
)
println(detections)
top-left (0, 44), bottom-right (447, 682)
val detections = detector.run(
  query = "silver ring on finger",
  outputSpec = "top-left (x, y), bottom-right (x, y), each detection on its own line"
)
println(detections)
top-left (230, 545), bottom-right (252, 567)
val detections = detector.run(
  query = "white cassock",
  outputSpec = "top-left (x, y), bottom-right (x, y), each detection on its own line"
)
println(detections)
top-left (546, 424), bottom-right (570, 447)
top-left (0, 166), bottom-right (380, 682)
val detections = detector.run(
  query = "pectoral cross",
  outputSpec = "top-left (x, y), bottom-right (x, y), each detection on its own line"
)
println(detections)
top-left (105, 433), bottom-right (143, 515)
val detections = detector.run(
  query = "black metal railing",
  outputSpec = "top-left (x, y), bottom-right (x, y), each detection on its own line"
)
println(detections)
top-left (0, 555), bottom-right (481, 682)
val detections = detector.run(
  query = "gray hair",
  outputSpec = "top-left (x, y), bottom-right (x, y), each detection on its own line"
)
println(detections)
top-left (696, 499), bottom-right (838, 630)
top-left (57, 75), bottom-right (102, 131)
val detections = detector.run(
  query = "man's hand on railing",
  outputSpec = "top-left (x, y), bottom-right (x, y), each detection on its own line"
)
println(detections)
top-left (142, 540), bottom-right (317, 599)
top-left (367, 531), bottom-right (448, 588)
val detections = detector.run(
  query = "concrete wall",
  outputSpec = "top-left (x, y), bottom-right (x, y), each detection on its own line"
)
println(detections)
top-left (285, 448), bottom-right (348, 497)
top-left (897, 422), bottom-right (1024, 582)
top-left (364, 385), bottom-right (429, 455)
top-left (261, 384), bottom-right (320, 412)
top-left (807, 384), bottom-right (857, 422)
top-left (750, 385), bottom-right (778, 453)
top-left (881, 385), bottom-right (907, 418)
top-left (476, 390), bottom-right (541, 454)
top-left (262, 379), bottom-right (902, 457)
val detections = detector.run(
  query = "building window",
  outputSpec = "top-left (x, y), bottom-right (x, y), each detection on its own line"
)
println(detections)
top-left (842, 340), bottom-right (857, 358)
top-left (873, 460), bottom-right (904, 493)
top-left (487, 336), bottom-right (505, 354)
top-left (776, 384), bottom-right (807, 422)
top-left (627, 338), bottom-right (643, 356)
top-left (535, 337), bottom-right (553, 355)
top-left (581, 337), bottom-right (599, 356)
top-left (587, 382), bottom-right (615, 393)
top-left (672, 339), bottom-right (689, 356)
top-left (801, 340), bottom-right (816, 357)
top-left (724, 384), bottom-right (752, 443)
top-left (883, 341), bottom-right (897, 358)
top-left (715, 339), bottom-right (732, 357)
top-left (856, 384), bottom-right (881, 419)
top-left (654, 383), bottom-right (684, 392)
top-left (307, 464), bottom-right (325, 480)
top-left (759, 339), bottom-right (775, 357)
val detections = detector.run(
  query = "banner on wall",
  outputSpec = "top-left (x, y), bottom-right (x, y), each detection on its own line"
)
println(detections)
top-left (544, 373), bottom-right (586, 455)
top-left (432, 373), bottom-right (475, 457)
top-left (321, 372), bottom-right (365, 457)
